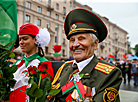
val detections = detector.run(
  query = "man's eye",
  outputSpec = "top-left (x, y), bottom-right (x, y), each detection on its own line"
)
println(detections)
top-left (70, 39), bottom-right (74, 42)
top-left (79, 37), bottom-right (85, 40)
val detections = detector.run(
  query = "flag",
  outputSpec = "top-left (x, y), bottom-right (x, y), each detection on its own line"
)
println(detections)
top-left (122, 54), bottom-right (128, 60)
top-left (132, 55), bottom-right (138, 60)
top-left (128, 54), bottom-right (133, 61)
top-left (0, 0), bottom-right (17, 51)
top-left (108, 54), bottom-right (115, 60)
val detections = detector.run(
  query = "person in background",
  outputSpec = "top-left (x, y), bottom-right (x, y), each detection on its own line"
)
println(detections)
top-left (122, 59), bottom-right (132, 84)
top-left (131, 59), bottom-right (138, 86)
top-left (115, 61), bottom-right (122, 71)
top-left (9, 23), bottom-right (54, 102)
top-left (49, 8), bottom-right (122, 102)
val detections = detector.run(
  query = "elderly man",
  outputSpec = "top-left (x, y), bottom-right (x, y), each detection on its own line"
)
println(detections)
top-left (49, 8), bottom-right (122, 102)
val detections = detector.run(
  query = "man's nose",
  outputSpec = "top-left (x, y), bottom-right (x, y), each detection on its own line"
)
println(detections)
top-left (73, 40), bottom-right (80, 47)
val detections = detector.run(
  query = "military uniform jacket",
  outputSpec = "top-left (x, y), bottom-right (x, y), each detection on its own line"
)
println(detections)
top-left (53, 55), bottom-right (122, 102)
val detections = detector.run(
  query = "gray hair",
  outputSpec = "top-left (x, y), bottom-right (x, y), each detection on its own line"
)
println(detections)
top-left (89, 33), bottom-right (98, 52)
top-left (89, 33), bottom-right (99, 42)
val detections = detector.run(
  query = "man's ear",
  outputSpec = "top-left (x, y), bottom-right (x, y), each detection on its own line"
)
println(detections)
top-left (94, 39), bottom-right (98, 50)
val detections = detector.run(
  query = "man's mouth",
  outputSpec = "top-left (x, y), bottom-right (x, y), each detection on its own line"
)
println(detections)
top-left (74, 49), bottom-right (83, 52)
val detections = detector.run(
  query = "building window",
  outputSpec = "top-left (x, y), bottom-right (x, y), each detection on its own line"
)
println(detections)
top-left (73, 6), bottom-right (76, 9)
top-left (101, 49), bottom-right (103, 53)
top-left (25, 15), bottom-right (30, 22)
top-left (63, 0), bottom-right (66, 3)
top-left (45, 47), bottom-right (48, 54)
top-left (70, 2), bottom-right (72, 7)
top-left (63, 17), bottom-right (65, 22)
top-left (62, 49), bottom-right (65, 56)
top-left (37, 6), bottom-right (41, 13)
top-left (37, 19), bottom-right (41, 26)
top-left (62, 28), bottom-right (64, 33)
top-left (26, 2), bottom-right (31, 9)
top-left (56, 3), bottom-right (59, 10)
top-left (63, 7), bottom-right (66, 15)
top-left (55, 25), bottom-right (59, 31)
top-left (109, 48), bottom-right (111, 52)
top-left (47, 11), bottom-right (51, 17)
top-left (63, 38), bottom-right (65, 44)
top-left (47, 22), bottom-right (50, 29)
top-left (55, 14), bottom-right (59, 20)
top-left (105, 50), bottom-right (107, 55)
top-left (48, 0), bottom-right (51, 6)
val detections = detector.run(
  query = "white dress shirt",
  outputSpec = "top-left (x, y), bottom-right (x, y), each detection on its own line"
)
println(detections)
top-left (72, 55), bottom-right (94, 73)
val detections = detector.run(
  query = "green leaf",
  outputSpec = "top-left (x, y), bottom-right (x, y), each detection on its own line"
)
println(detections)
top-left (33, 88), bottom-right (43, 98)
top-left (40, 77), bottom-right (51, 91)
top-left (27, 82), bottom-right (38, 97)
top-left (48, 89), bottom-right (61, 96)
top-left (9, 79), bottom-right (16, 88)
top-left (7, 65), bottom-right (17, 74)
top-left (0, 50), bottom-right (9, 59)
top-left (79, 74), bottom-right (84, 78)
top-left (9, 52), bottom-right (15, 57)
top-left (37, 90), bottom-right (48, 102)
top-left (28, 77), bottom-right (35, 84)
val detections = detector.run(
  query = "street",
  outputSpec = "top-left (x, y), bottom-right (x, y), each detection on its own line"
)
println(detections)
top-left (119, 78), bottom-right (138, 102)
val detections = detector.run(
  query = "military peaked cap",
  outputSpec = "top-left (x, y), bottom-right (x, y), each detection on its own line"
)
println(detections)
top-left (64, 8), bottom-right (108, 43)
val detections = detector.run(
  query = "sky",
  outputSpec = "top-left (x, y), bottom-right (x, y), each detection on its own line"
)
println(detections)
top-left (76, 0), bottom-right (138, 48)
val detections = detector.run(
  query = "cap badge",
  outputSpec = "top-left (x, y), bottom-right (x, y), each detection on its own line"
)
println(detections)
top-left (71, 24), bottom-right (77, 30)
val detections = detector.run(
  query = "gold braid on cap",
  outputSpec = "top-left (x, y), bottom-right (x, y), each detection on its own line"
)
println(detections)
top-left (68, 28), bottom-right (96, 35)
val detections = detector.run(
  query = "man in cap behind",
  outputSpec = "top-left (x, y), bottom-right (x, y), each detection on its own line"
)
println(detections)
top-left (49, 8), bottom-right (122, 102)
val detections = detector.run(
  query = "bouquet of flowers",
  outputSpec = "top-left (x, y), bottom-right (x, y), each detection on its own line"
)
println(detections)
top-left (0, 41), bottom-right (18, 101)
top-left (22, 61), bottom-right (60, 102)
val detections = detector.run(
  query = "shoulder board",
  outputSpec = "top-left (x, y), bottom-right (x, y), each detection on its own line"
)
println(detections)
top-left (94, 62), bottom-right (115, 75)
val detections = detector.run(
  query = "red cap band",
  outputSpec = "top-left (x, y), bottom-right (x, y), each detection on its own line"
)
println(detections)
top-left (18, 23), bottom-right (39, 35)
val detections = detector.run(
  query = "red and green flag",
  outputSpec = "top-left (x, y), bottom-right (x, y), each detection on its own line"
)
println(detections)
top-left (108, 54), bottom-right (115, 60)
top-left (0, 0), bottom-right (17, 51)
top-left (122, 54), bottom-right (128, 60)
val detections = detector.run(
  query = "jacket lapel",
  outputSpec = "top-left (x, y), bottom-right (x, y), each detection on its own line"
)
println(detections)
top-left (60, 64), bottom-right (73, 87)
top-left (80, 55), bottom-right (99, 85)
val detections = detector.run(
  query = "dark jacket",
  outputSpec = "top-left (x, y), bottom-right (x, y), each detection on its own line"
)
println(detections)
top-left (52, 55), bottom-right (122, 102)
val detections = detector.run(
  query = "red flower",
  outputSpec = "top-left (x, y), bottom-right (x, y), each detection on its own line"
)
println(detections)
top-left (53, 45), bottom-right (62, 53)
top-left (38, 61), bottom-right (54, 81)
top-left (28, 65), bottom-right (37, 75)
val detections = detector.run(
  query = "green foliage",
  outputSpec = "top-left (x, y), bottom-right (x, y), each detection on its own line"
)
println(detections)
top-left (135, 44), bottom-right (138, 56)
top-left (0, 41), bottom-right (18, 101)
top-left (25, 65), bottom-right (60, 102)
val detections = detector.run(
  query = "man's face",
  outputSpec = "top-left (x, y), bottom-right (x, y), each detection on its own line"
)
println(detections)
top-left (69, 33), bottom-right (98, 63)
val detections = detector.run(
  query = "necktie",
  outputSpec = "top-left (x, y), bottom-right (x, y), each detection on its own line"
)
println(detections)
top-left (66, 64), bottom-right (79, 84)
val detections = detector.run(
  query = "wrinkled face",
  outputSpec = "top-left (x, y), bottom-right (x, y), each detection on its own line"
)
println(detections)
top-left (19, 35), bottom-right (37, 57)
top-left (69, 33), bottom-right (98, 63)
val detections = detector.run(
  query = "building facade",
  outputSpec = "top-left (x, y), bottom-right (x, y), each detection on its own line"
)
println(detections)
top-left (15, 0), bottom-right (128, 60)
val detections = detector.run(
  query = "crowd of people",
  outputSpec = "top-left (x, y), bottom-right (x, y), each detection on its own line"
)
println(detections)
top-left (100, 57), bottom-right (138, 86)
